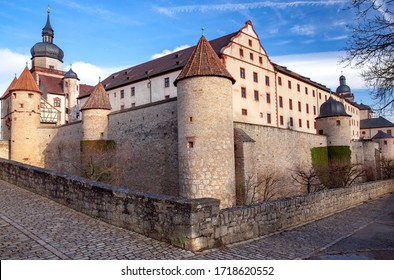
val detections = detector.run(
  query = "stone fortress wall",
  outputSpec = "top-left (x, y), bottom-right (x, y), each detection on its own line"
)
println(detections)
top-left (31, 95), bottom-right (337, 201)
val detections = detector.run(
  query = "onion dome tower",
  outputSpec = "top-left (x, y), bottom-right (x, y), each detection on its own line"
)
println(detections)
top-left (315, 96), bottom-right (352, 146)
top-left (80, 82), bottom-right (111, 140)
top-left (174, 35), bottom-right (236, 208)
top-left (9, 67), bottom-right (42, 166)
top-left (30, 5), bottom-right (64, 70)
top-left (335, 74), bottom-right (354, 101)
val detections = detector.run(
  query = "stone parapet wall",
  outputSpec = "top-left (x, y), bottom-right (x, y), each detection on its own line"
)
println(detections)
top-left (216, 180), bottom-right (394, 246)
top-left (0, 158), bottom-right (392, 251)
top-left (0, 158), bottom-right (219, 251)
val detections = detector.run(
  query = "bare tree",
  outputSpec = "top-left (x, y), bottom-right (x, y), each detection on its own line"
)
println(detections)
top-left (321, 163), bottom-right (366, 189)
top-left (291, 165), bottom-right (325, 193)
top-left (381, 157), bottom-right (394, 178)
top-left (342, 0), bottom-right (394, 112)
top-left (237, 171), bottom-right (282, 205)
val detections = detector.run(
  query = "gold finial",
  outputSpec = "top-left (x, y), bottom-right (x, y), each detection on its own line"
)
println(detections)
top-left (48, 4), bottom-right (50, 14)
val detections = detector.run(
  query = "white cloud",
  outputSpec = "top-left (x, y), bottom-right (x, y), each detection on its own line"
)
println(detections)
top-left (150, 45), bottom-right (190, 60)
top-left (154, 1), bottom-right (347, 16)
top-left (0, 48), bottom-right (30, 95)
top-left (290, 24), bottom-right (316, 36)
top-left (271, 51), bottom-right (366, 91)
top-left (68, 62), bottom-right (126, 86)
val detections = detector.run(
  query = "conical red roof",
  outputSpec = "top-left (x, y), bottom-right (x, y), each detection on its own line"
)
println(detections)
top-left (0, 77), bottom-right (18, 100)
top-left (174, 36), bottom-right (235, 86)
top-left (81, 82), bottom-right (111, 111)
top-left (11, 67), bottom-right (41, 94)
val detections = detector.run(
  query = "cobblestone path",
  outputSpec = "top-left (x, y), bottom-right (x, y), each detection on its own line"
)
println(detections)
top-left (0, 179), bottom-right (393, 260)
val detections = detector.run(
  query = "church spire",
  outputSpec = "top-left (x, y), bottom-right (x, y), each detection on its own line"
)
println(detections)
top-left (42, 4), bottom-right (54, 43)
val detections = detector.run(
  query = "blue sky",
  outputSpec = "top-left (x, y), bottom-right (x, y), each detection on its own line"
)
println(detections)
top-left (0, 0), bottom-right (381, 109)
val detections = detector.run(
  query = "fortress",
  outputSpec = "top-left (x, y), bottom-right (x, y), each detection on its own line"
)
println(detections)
top-left (1, 9), bottom-right (394, 209)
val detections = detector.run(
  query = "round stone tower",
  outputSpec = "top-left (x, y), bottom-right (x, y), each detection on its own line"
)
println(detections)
top-left (174, 35), bottom-right (236, 208)
top-left (9, 67), bottom-right (42, 166)
top-left (315, 96), bottom-right (352, 146)
top-left (63, 67), bottom-right (80, 122)
top-left (80, 82), bottom-right (111, 140)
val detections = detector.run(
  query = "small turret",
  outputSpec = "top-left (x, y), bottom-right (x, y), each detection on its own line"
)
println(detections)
top-left (174, 35), bottom-right (236, 208)
top-left (80, 82), bottom-right (111, 140)
top-left (63, 66), bottom-right (80, 122)
top-left (372, 131), bottom-right (394, 160)
top-left (316, 96), bottom-right (352, 146)
top-left (335, 74), bottom-right (354, 101)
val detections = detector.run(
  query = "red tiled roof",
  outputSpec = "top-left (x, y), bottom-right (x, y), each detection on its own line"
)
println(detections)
top-left (81, 82), bottom-right (111, 111)
top-left (0, 77), bottom-right (18, 100)
top-left (174, 36), bottom-right (235, 86)
top-left (11, 67), bottom-right (41, 94)
top-left (78, 84), bottom-right (95, 99)
top-left (101, 32), bottom-right (238, 91)
top-left (39, 75), bottom-right (64, 95)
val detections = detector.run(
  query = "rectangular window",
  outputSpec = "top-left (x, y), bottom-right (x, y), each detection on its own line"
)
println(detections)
top-left (53, 98), bottom-right (61, 107)
top-left (319, 92), bottom-right (322, 99)
top-left (266, 93), bottom-right (271, 104)
top-left (306, 104), bottom-right (309, 114)
top-left (248, 39), bottom-right (253, 47)
top-left (254, 90), bottom-right (259, 101)
top-left (253, 72), bottom-right (258, 83)
top-left (388, 129), bottom-right (392, 136)
top-left (240, 68), bottom-right (246, 79)
top-left (313, 106), bottom-right (316, 115)
top-left (114, 92), bottom-right (117, 98)
top-left (120, 90), bottom-right (124, 99)
top-left (297, 84), bottom-right (300, 92)
top-left (278, 76), bottom-right (282, 86)
top-left (250, 53), bottom-right (254, 61)
top-left (239, 48), bottom-right (244, 57)
top-left (288, 80), bottom-right (292, 89)
top-left (290, 117), bottom-right (293, 127)
top-left (305, 87), bottom-right (308, 95)
top-left (298, 101), bottom-right (302, 112)
top-left (299, 119), bottom-right (302, 128)
top-left (259, 56), bottom-right (263, 64)
top-left (242, 109), bottom-right (248, 116)
top-left (267, 113), bottom-right (271, 124)
top-left (241, 87), bottom-right (247, 98)
top-left (280, 115), bottom-right (284, 125)
top-left (164, 77), bottom-right (170, 88)
top-left (131, 102), bottom-right (136, 107)
top-left (307, 120), bottom-right (310, 129)
top-left (313, 90), bottom-right (315, 97)
top-left (131, 87), bottom-right (135, 96)
top-left (265, 76), bottom-right (270, 86)
top-left (279, 96), bottom-right (283, 108)
top-left (120, 105), bottom-right (125, 110)
top-left (289, 99), bottom-right (293, 110)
